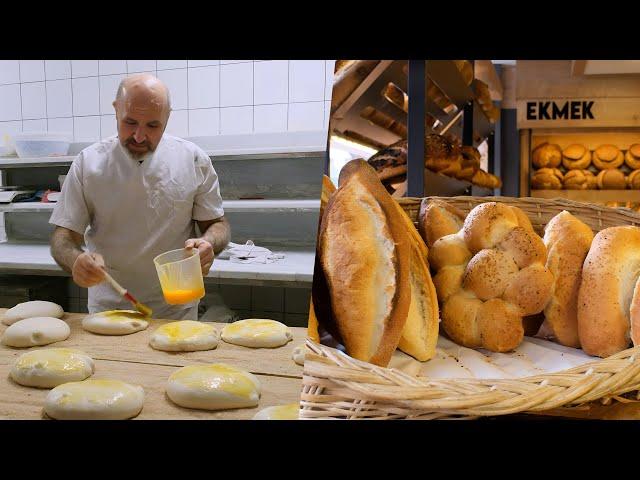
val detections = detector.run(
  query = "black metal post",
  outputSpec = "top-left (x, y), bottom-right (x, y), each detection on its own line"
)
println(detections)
top-left (406, 60), bottom-right (426, 197)
top-left (462, 101), bottom-right (474, 146)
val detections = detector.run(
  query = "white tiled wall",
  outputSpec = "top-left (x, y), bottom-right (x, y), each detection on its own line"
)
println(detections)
top-left (0, 60), bottom-right (335, 142)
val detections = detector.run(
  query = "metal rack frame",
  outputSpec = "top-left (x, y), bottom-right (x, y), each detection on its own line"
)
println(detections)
top-left (329, 60), bottom-right (499, 197)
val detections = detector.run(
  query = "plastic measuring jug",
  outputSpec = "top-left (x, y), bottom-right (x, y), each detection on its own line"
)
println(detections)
top-left (154, 248), bottom-right (205, 305)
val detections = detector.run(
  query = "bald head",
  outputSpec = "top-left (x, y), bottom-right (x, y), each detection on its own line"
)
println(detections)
top-left (115, 73), bottom-right (171, 113)
top-left (113, 74), bottom-right (172, 159)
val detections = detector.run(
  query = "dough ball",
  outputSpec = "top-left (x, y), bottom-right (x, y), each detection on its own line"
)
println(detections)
top-left (221, 319), bottom-right (293, 348)
top-left (44, 379), bottom-right (144, 420)
top-left (292, 344), bottom-right (306, 366)
top-left (252, 403), bottom-right (300, 420)
top-left (166, 364), bottom-right (261, 411)
top-left (3, 301), bottom-right (64, 326)
top-left (10, 348), bottom-right (94, 388)
top-left (82, 310), bottom-right (149, 335)
top-left (1, 317), bottom-right (70, 348)
top-left (149, 320), bottom-right (219, 352)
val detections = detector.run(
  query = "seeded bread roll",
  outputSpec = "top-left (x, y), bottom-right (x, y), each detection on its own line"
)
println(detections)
top-left (429, 202), bottom-right (554, 352)
top-left (562, 144), bottom-right (592, 170)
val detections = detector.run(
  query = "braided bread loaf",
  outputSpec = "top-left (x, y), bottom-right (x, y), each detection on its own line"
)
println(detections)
top-left (425, 202), bottom-right (554, 352)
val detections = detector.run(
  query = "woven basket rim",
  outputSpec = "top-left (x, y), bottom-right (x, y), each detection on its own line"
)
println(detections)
top-left (303, 194), bottom-right (640, 419)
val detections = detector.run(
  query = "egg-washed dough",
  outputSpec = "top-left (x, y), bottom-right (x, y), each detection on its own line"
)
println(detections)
top-left (252, 403), bottom-right (300, 420)
top-left (82, 310), bottom-right (149, 335)
top-left (10, 348), bottom-right (94, 388)
top-left (292, 343), bottom-right (306, 366)
top-left (2, 301), bottom-right (64, 326)
top-left (1, 317), bottom-right (70, 348)
top-left (166, 364), bottom-right (261, 411)
top-left (44, 379), bottom-right (144, 420)
top-left (149, 320), bottom-right (219, 352)
top-left (221, 319), bottom-right (293, 348)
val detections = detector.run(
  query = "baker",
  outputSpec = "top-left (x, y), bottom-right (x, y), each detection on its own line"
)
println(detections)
top-left (49, 73), bottom-right (230, 320)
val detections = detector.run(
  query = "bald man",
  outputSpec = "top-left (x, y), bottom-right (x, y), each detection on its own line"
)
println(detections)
top-left (50, 73), bottom-right (231, 320)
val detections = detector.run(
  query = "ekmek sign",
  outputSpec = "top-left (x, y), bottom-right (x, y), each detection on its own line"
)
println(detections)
top-left (526, 101), bottom-right (595, 120)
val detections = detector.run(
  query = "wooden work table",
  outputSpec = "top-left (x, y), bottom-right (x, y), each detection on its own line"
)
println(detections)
top-left (0, 310), bottom-right (306, 420)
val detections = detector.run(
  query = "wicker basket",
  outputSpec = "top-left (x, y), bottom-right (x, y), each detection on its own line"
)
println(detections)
top-left (300, 196), bottom-right (640, 420)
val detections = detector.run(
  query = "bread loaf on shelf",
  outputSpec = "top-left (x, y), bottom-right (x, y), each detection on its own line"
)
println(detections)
top-left (425, 134), bottom-right (462, 176)
top-left (453, 60), bottom-right (474, 86)
top-left (366, 140), bottom-right (408, 181)
top-left (596, 169), bottom-right (626, 189)
top-left (531, 168), bottom-right (564, 189)
top-left (578, 226), bottom-right (640, 357)
top-left (537, 211), bottom-right (594, 348)
top-left (456, 145), bottom-right (481, 181)
top-left (562, 169), bottom-right (596, 190)
top-left (532, 143), bottom-right (562, 169)
top-left (425, 202), bottom-right (554, 352)
top-left (593, 144), bottom-right (624, 170)
top-left (628, 169), bottom-right (640, 189)
top-left (562, 144), bottom-right (592, 170)
top-left (625, 144), bottom-right (640, 170)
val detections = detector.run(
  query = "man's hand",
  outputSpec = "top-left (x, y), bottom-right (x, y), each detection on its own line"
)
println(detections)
top-left (72, 252), bottom-right (106, 288)
top-left (185, 238), bottom-right (214, 275)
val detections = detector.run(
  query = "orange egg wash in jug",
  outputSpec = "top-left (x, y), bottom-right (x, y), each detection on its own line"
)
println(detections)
top-left (163, 287), bottom-right (205, 305)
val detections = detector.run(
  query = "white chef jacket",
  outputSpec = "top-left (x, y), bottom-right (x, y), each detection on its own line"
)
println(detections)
top-left (49, 134), bottom-right (224, 319)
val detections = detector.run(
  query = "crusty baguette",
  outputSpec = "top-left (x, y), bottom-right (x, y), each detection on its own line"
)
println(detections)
top-left (318, 160), bottom-right (411, 366)
top-left (331, 60), bottom-right (380, 114)
top-left (538, 211), bottom-right (594, 348)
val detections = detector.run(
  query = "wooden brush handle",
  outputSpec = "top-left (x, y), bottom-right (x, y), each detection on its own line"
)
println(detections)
top-left (102, 269), bottom-right (127, 296)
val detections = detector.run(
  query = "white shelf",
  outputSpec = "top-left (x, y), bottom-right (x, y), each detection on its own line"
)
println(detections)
top-left (0, 156), bottom-right (75, 168)
top-left (0, 199), bottom-right (320, 214)
top-left (0, 241), bottom-right (315, 283)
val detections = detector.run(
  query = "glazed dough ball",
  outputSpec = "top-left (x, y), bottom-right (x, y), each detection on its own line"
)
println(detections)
top-left (82, 310), bottom-right (149, 335)
top-left (221, 319), bottom-right (293, 348)
top-left (149, 320), bottom-right (219, 352)
top-left (44, 379), bottom-right (144, 420)
top-left (1, 317), bottom-right (70, 348)
top-left (292, 344), bottom-right (306, 366)
top-left (10, 348), bottom-right (94, 388)
top-left (166, 364), bottom-right (261, 411)
top-left (3, 301), bottom-right (64, 326)
top-left (252, 403), bottom-right (300, 420)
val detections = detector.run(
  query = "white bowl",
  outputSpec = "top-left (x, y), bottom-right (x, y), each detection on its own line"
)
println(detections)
top-left (14, 132), bottom-right (72, 158)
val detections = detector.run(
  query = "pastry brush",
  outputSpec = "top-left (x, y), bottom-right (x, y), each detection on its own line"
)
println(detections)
top-left (101, 269), bottom-right (153, 317)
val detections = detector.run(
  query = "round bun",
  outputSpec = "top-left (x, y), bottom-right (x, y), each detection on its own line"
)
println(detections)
top-left (1, 317), bottom-right (70, 348)
top-left (596, 169), bottom-right (627, 189)
top-left (149, 320), bottom-right (219, 352)
top-left (593, 144), bottom-right (624, 170)
top-left (628, 170), bottom-right (640, 189)
top-left (44, 379), bottom-right (144, 420)
top-left (166, 364), bottom-right (261, 411)
top-left (563, 170), bottom-right (596, 190)
top-left (82, 310), bottom-right (149, 335)
top-left (3, 301), bottom-right (63, 326)
top-left (625, 144), bottom-right (640, 170)
top-left (252, 404), bottom-right (299, 420)
top-left (562, 144), bottom-right (592, 170)
top-left (532, 143), bottom-right (562, 168)
top-left (532, 168), bottom-right (563, 189)
top-left (221, 319), bottom-right (293, 348)
top-left (10, 348), bottom-right (94, 388)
